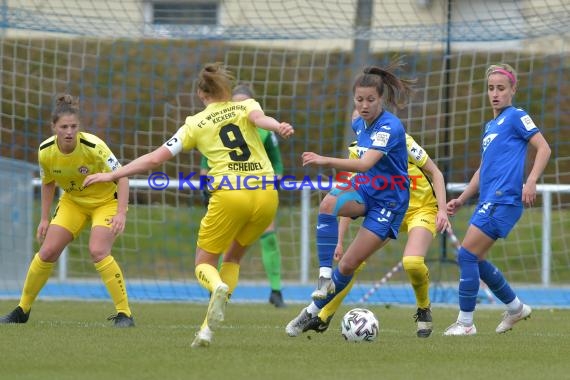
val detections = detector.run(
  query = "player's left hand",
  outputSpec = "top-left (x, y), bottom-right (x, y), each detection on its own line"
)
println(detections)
top-left (277, 122), bottom-right (294, 139)
top-left (302, 152), bottom-right (327, 166)
top-left (522, 182), bottom-right (537, 207)
top-left (36, 219), bottom-right (50, 243)
top-left (110, 211), bottom-right (127, 235)
top-left (446, 198), bottom-right (463, 216)
top-left (333, 243), bottom-right (344, 261)
top-left (83, 172), bottom-right (113, 187)
top-left (435, 210), bottom-right (451, 234)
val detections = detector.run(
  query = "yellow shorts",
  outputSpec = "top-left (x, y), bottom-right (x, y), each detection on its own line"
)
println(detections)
top-left (198, 189), bottom-right (278, 254)
top-left (399, 206), bottom-right (437, 237)
top-left (51, 196), bottom-right (118, 238)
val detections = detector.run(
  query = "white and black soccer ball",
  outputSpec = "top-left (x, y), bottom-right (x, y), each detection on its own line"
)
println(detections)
top-left (340, 308), bottom-right (379, 342)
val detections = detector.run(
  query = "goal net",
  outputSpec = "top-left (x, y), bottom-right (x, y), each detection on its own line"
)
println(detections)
top-left (1, 0), bottom-right (568, 306)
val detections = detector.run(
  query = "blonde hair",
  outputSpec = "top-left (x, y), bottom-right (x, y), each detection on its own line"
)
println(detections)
top-left (196, 63), bottom-right (234, 101)
top-left (486, 63), bottom-right (518, 87)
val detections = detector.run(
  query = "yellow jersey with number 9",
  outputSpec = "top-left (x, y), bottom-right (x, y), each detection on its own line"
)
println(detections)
top-left (164, 99), bottom-right (274, 189)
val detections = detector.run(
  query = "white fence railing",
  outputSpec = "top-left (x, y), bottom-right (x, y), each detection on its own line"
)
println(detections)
top-left (33, 178), bottom-right (570, 286)
top-left (446, 183), bottom-right (570, 286)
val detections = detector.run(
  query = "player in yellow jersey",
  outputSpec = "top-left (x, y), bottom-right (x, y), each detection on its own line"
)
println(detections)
top-left (0, 94), bottom-right (134, 327)
top-left (302, 133), bottom-right (450, 338)
top-left (200, 83), bottom-right (287, 308)
top-left (83, 63), bottom-right (294, 348)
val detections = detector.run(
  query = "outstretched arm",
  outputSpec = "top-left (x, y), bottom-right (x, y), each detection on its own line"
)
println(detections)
top-left (302, 148), bottom-right (383, 173)
top-left (248, 110), bottom-right (294, 139)
top-left (83, 146), bottom-right (174, 187)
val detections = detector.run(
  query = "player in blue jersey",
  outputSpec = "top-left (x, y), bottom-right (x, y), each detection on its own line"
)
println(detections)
top-left (286, 59), bottom-right (416, 336)
top-left (443, 63), bottom-right (551, 336)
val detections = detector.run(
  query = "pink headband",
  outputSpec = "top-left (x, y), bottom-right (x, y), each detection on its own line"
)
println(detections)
top-left (490, 68), bottom-right (516, 86)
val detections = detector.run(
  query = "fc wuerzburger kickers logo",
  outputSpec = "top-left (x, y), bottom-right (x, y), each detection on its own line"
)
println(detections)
top-left (78, 166), bottom-right (89, 175)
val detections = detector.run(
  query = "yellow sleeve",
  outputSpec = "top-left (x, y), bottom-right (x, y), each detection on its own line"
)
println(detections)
top-left (38, 137), bottom-right (55, 184)
top-left (90, 135), bottom-right (121, 173)
top-left (348, 141), bottom-right (359, 160)
top-left (38, 154), bottom-right (52, 184)
top-left (406, 134), bottom-right (429, 167)
top-left (180, 116), bottom-right (198, 152)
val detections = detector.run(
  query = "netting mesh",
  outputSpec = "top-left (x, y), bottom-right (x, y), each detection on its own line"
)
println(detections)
top-left (0, 0), bottom-right (568, 303)
top-left (4, 1), bottom-right (569, 41)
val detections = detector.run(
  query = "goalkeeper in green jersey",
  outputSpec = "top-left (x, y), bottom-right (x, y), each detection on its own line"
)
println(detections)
top-left (200, 83), bottom-right (286, 308)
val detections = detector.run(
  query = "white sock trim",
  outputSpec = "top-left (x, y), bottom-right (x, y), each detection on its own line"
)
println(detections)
top-left (307, 302), bottom-right (321, 316)
top-left (319, 267), bottom-right (332, 278)
top-left (506, 297), bottom-right (523, 314)
top-left (458, 311), bottom-right (474, 326)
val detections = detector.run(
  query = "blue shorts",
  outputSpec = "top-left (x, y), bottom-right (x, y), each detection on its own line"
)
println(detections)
top-left (469, 202), bottom-right (523, 240)
top-left (329, 185), bottom-right (406, 240)
top-left (362, 207), bottom-right (405, 241)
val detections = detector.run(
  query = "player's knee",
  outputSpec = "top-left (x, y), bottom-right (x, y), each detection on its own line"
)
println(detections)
top-left (338, 257), bottom-right (360, 275)
top-left (457, 247), bottom-right (479, 264)
top-left (89, 245), bottom-right (110, 262)
top-left (319, 195), bottom-right (337, 214)
top-left (37, 248), bottom-right (60, 263)
top-left (403, 256), bottom-right (427, 277)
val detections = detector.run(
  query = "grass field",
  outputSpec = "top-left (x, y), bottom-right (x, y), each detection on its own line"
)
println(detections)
top-left (1, 300), bottom-right (569, 380)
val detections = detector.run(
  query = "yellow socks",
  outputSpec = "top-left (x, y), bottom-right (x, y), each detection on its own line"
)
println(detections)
top-left (18, 253), bottom-right (55, 313)
top-left (403, 256), bottom-right (430, 309)
top-left (219, 262), bottom-right (240, 296)
top-left (196, 262), bottom-right (228, 330)
top-left (195, 263), bottom-right (224, 293)
top-left (95, 255), bottom-right (131, 316)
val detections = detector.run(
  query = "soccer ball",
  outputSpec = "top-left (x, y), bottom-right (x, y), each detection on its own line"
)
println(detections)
top-left (340, 308), bottom-right (379, 342)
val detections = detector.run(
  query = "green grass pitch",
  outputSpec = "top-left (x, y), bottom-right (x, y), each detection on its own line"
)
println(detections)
top-left (1, 300), bottom-right (569, 380)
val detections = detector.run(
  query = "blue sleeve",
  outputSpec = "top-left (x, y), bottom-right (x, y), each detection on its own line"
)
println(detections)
top-left (369, 122), bottom-right (401, 154)
top-left (513, 110), bottom-right (540, 141)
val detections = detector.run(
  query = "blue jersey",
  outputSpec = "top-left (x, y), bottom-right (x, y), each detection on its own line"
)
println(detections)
top-left (480, 106), bottom-right (539, 206)
top-left (352, 110), bottom-right (409, 213)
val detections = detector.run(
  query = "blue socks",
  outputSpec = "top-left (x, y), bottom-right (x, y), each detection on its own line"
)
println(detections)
top-left (316, 214), bottom-right (338, 268)
top-left (458, 247), bottom-right (517, 311)
top-left (457, 247), bottom-right (480, 312)
top-left (478, 260), bottom-right (516, 304)
top-left (314, 267), bottom-right (353, 308)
